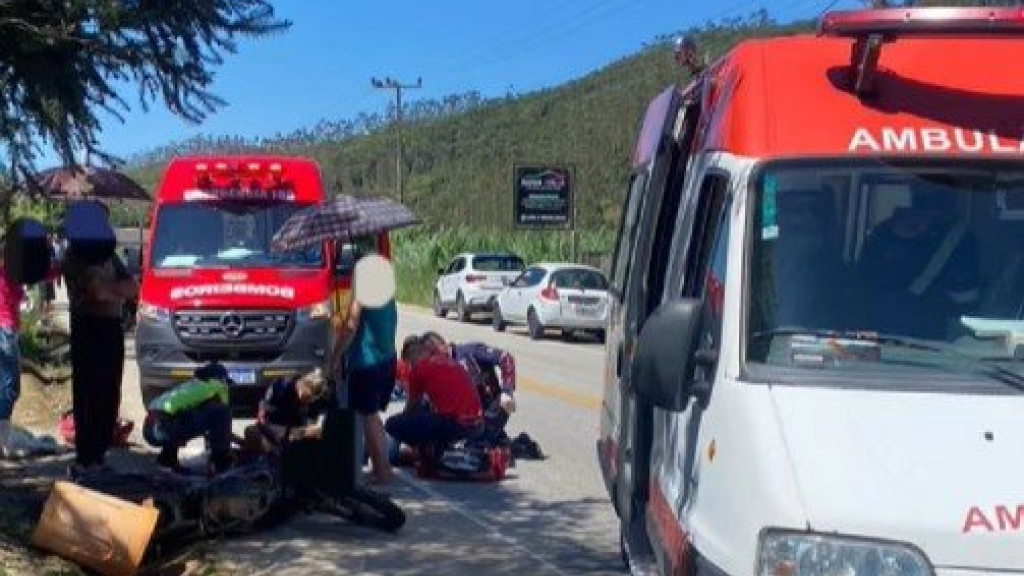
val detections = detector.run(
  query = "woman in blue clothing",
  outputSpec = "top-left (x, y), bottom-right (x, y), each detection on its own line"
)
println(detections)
top-left (332, 295), bottom-right (398, 484)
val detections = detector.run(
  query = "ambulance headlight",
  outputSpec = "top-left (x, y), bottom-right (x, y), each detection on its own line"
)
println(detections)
top-left (138, 302), bottom-right (171, 323)
top-left (299, 300), bottom-right (330, 320)
top-left (757, 531), bottom-right (933, 576)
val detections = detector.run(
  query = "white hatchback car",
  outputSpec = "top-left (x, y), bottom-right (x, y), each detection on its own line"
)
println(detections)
top-left (492, 263), bottom-right (609, 341)
top-left (434, 252), bottom-right (526, 322)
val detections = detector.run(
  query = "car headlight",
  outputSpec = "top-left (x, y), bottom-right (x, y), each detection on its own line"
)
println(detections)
top-left (758, 530), bottom-right (933, 576)
top-left (138, 302), bottom-right (171, 323)
top-left (300, 300), bottom-right (331, 320)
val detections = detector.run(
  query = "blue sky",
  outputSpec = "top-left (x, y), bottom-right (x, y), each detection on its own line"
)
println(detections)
top-left (45, 0), bottom-right (862, 165)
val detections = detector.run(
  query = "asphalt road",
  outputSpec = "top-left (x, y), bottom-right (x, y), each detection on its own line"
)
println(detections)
top-left (112, 302), bottom-right (623, 575)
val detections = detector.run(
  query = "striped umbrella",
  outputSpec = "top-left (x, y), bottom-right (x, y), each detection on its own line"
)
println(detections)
top-left (271, 195), bottom-right (362, 252)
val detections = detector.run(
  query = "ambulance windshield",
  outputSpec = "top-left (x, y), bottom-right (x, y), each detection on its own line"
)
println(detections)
top-left (150, 201), bottom-right (324, 269)
top-left (746, 160), bottom-right (1024, 377)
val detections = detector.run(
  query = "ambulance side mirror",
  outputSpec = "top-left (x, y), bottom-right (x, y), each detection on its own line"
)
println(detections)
top-left (333, 246), bottom-right (357, 278)
top-left (633, 298), bottom-right (702, 412)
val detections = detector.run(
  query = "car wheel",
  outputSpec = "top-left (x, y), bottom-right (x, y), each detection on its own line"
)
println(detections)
top-left (433, 291), bottom-right (446, 318)
top-left (560, 330), bottom-right (575, 342)
top-left (620, 528), bottom-right (630, 571)
top-left (595, 329), bottom-right (607, 343)
top-left (492, 303), bottom-right (506, 332)
top-left (527, 308), bottom-right (544, 340)
top-left (456, 292), bottom-right (470, 323)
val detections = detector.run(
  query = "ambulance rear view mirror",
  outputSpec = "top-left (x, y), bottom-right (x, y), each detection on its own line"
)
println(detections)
top-left (633, 298), bottom-right (703, 412)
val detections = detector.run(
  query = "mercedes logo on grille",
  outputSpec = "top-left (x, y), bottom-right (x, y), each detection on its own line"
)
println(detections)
top-left (220, 313), bottom-right (245, 337)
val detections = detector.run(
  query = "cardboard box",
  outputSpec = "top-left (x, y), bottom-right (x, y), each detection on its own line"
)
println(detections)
top-left (31, 481), bottom-right (160, 576)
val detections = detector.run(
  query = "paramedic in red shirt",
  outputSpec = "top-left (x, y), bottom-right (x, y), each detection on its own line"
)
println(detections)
top-left (385, 336), bottom-right (483, 456)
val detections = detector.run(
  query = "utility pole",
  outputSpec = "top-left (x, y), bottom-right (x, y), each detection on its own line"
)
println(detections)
top-left (371, 76), bottom-right (422, 204)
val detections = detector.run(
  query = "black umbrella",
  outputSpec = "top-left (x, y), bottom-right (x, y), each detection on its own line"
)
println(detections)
top-left (30, 165), bottom-right (149, 201)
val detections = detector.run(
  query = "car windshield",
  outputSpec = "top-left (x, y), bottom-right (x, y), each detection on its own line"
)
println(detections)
top-left (747, 160), bottom-right (1024, 381)
top-left (553, 268), bottom-right (607, 290)
top-left (150, 201), bottom-right (323, 269)
top-left (473, 255), bottom-right (524, 272)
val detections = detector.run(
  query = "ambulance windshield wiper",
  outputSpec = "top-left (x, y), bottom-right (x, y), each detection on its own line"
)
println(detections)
top-left (750, 327), bottom-right (1024, 392)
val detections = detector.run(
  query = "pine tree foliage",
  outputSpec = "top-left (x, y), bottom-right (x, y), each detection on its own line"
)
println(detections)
top-left (0, 0), bottom-right (289, 179)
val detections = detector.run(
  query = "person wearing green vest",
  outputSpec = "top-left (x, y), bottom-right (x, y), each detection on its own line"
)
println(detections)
top-left (142, 361), bottom-right (234, 475)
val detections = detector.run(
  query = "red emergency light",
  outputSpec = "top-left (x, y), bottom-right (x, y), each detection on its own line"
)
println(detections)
top-left (819, 8), bottom-right (1024, 99)
top-left (192, 160), bottom-right (289, 191)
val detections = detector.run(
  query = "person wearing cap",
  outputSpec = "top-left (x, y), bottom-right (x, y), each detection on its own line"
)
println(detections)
top-left (142, 362), bottom-right (235, 474)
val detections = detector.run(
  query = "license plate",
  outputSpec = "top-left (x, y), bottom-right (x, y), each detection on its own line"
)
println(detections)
top-left (574, 305), bottom-right (598, 317)
top-left (228, 369), bottom-right (257, 385)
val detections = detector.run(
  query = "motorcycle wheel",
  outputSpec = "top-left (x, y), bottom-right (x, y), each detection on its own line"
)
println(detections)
top-left (315, 487), bottom-right (406, 533)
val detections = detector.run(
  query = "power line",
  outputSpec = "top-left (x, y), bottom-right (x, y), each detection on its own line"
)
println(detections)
top-left (371, 76), bottom-right (423, 205)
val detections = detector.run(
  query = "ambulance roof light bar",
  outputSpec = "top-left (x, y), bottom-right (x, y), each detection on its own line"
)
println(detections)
top-left (819, 7), bottom-right (1024, 99)
top-left (820, 7), bottom-right (1024, 38)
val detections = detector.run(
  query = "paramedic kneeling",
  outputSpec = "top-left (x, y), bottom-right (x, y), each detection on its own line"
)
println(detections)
top-left (143, 362), bottom-right (234, 475)
top-left (385, 336), bottom-right (483, 457)
top-left (245, 368), bottom-right (329, 454)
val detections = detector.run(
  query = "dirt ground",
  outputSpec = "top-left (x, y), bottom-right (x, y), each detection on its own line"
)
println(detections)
top-left (0, 375), bottom-right (234, 576)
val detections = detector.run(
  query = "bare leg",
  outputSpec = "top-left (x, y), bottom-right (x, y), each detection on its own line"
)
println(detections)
top-left (364, 413), bottom-right (394, 483)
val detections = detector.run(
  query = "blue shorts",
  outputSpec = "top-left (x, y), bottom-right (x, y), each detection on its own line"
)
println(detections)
top-left (349, 360), bottom-right (396, 415)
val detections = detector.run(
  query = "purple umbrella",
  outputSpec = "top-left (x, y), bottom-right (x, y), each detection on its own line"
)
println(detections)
top-left (271, 195), bottom-right (362, 252)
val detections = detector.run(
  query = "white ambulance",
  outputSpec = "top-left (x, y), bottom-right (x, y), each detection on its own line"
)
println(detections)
top-left (599, 7), bottom-right (1024, 576)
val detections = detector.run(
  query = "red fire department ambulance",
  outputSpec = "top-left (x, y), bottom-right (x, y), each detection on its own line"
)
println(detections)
top-left (601, 8), bottom-right (1024, 576)
top-left (135, 156), bottom-right (388, 412)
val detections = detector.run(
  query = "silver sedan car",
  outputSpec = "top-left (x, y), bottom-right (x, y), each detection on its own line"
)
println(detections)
top-left (492, 263), bottom-right (609, 341)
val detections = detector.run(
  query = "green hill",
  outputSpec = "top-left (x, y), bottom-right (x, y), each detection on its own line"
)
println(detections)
top-left (122, 11), bottom-right (814, 304)
top-left (126, 12), bottom-right (810, 228)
